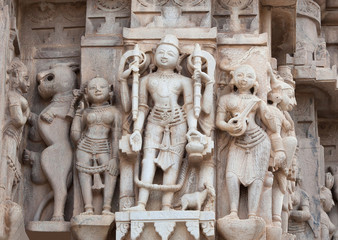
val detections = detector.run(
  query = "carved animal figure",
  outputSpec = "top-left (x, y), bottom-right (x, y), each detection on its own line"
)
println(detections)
top-left (180, 184), bottom-right (215, 211)
top-left (27, 63), bottom-right (78, 221)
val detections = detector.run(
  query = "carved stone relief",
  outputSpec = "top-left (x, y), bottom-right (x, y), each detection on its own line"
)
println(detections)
top-left (213, 0), bottom-right (258, 33)
top-left (0, 1), bottom-right (336, 240)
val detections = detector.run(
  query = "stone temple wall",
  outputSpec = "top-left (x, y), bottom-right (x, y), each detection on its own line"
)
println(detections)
top-left (0, 0), bottom-right (337, 239)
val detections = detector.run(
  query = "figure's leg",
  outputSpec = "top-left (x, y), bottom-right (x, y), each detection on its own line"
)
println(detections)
top-left (76, 150), bottom-right (94, 215)
top-left (161, 123), bottom-right (187, 210)
top-left (272, 171), bottom-right (286, 227)
top-left (119, 155), bottom-right (135, 210)
top-left (126, 123), bottom-right (163, 211)
top-left (99, 154), bottom-right (117, 215)
top-left (132, 149), bottom-right (157, 211)
top-left (226, 171), bottom-right (241, 218)
top-left (248, 179), bottom-right (264, 218)
top-left (162, 165), bottom-right (180, 210)
top-left (41, 143), bottom-right (72, 221)
top-left (2, 137), bottom-right (17, 200)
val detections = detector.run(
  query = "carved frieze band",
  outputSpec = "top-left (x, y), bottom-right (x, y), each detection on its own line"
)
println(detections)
top-left (297, 0), bottom-right (320, 26)
top-left (97, 0), bottom-right (130, 12)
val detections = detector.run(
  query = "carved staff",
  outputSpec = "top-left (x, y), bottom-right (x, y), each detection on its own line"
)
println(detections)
top-left (131, 44), bottom-right (141, 121)
top-left (188, 44), bottom-right (216, 118)
top-left (191, 43), bottom-right (203, 118)
top-left (118, 44), bottom-right (146, 120)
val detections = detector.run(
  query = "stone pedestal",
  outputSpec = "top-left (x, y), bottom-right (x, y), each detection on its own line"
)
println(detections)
top-left (27, 221), bottom-right (71, 232)
top-left (217, 216), bottom-right (266, 240)
top-left (26, 221), bottom-right (71, 240)
top-left (115, 211), bottom-right (215, 240)
top-left (70, 215), bottom-right (114, 240)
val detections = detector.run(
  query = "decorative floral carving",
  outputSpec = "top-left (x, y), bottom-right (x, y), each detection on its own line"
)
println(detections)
top-left (97, 0), bottom-right (129, 12)
top-left (154, 221), bottom-right (176, 240)
top-left (137, 0), bottom-right (169, 7)
top-left (217, 0), bottom-right (253, 10)
top-left (27, 2), bottom-right (57, 23)
top-left (131, 222), bottom-right (144, 240)
top-left (62, 2), bottom-right (86, 22)
top-left (116, 222), bottom-right (130, 240)
top-left (201, 221), bottom-right (215, 238)
top-left (173, 0), bottom-right (204, 6)
top-left (297, 0), bottom-right (320, 25)
top-left (186, 220), bottom-right (200, 239)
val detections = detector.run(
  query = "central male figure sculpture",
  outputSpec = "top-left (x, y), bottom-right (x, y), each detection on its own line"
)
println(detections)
top-left (126, 35), bottom-right (203, 211)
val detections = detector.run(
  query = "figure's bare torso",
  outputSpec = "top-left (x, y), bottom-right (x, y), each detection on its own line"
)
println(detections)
top-left (145, 73), bottom-right (190, 108)
top-left (84, 105), bottom-right (116, 139)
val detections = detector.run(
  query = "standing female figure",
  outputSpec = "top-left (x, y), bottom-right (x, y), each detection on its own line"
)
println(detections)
top-left (216, 65), bottom-right (284, 219)
top-left (71, 77), bottom-right (121, 215)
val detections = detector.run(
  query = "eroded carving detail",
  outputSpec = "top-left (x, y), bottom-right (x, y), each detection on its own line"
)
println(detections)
top-left (116, 222), bottom-right (130, 240)
top-left (97, 0), bottom-right (129, 12)
top-left (154, 221), bottom-right (176, 240)
top-left (186, 220), bottom-right (200, 240)
top-left (131, 221), bottom-right (144, 240)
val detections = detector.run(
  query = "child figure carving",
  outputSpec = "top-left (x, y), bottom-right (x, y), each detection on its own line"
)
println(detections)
top-left (71, 77), bottom-right (121, 215)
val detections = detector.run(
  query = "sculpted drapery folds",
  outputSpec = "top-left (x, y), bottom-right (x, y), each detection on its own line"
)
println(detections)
top-left (71, 77), bottom-right (121, 215)
top-left (216, 64), bottom-right (285, 219)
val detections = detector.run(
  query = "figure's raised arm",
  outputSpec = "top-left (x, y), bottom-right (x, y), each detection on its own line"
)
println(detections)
top-left (8, 93), bottom-right (26, 128)
top-left (71, 101), bottom-right (85, 144)
top-left (111, 108), bottom-right (122, 160)
top-left (216, 95), bottom-right (231, 132)
top-left (182, 77), bottom-right (197, 130)
top-left (130, 77), bottom-right (149, 152)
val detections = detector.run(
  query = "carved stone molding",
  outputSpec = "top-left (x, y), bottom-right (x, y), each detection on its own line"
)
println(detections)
top-left (186, 220), bottom-right (200, 239)
top-left (116, 222), bottom-right (130, 240)
top-left (137, 0), bottom-right (169, 7)
top-left (131, 222), bottom-right (144, 240)
top-left (97, 0), bottom-right (129, 12)
top-left (201, 220), bottom-right (215, 239)
top-left (115, 211), bottom-right (215, 240)
top-left (297, 0), bottom-right (320, 26)
top-left (217, 0), bottom-right (253, 10)
top-left (62, 2), bottom-right (86, 22)
top-left (172, 0), bottom-right (204, 6)
top-left (27, 2), bottom-right (57, 23)
top-left (154, 221), bottom-right (176, 240)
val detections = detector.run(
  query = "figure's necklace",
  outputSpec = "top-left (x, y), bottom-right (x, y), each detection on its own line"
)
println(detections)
top-left (89, 103), bottom-right (110, 113)
top-left (155, 71), bottom-right (175, 79)
top-left (238, 93), bottom-right (254, 99)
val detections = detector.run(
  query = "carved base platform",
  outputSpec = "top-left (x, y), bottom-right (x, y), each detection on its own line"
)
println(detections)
top-left (217, 216), bottom-right (266, 240)
top-left (115, 211), bottom-right (215, 240)
top-left (27, 221), bottom-right (71, 232)
top-left (70, 215), bottom-right (114, 240)
top-left (26, 221), bottom-right (71, 240)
